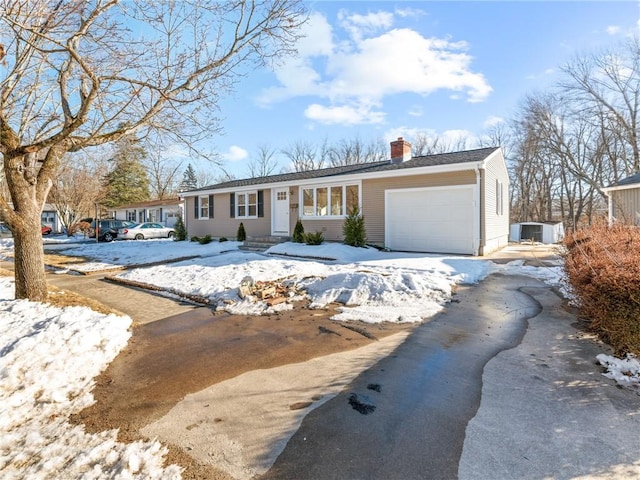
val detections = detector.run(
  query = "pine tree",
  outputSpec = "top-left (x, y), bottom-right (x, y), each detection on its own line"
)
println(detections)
top-left (102, 135), bottom-right (150, 208)
top-left (173, 215), bottom-right (187, 241)
top-left (343, 207), bottom-right (367, 247)
top-left (179, 163), bottom-right (199, 192)
top-left (237, 222), bottom-right (246, 241)
top-left (292, 219), bottom-right (305, 243)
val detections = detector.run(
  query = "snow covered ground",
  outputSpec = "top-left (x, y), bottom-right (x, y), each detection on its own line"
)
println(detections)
top-left (0, 237), bottom-right (631, 479)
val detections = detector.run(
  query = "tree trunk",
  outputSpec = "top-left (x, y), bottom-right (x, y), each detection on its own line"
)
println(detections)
top-left (13, 219), bottom-right (47, 301)
top-left (1, 151), bottom-right (53, 302)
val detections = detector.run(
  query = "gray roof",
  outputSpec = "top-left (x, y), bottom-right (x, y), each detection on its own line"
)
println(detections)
top-left (612, 172), bottom-right (640, 187)
top-left (184, 147), bottom-right (500, 193)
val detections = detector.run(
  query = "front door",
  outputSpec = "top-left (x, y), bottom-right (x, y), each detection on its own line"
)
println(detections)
top-left (273, 188), bottom-right (289, 234)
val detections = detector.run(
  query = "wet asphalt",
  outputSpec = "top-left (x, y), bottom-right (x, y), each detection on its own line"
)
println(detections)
top-left (261, 274), bottom-right (541, 480)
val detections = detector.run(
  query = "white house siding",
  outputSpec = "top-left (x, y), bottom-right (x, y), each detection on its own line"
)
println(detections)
top-left (611, 188), bottom-right (640, 225)
top-left (480, 149), bottom-right (510, 255)
top-left (362, 171), bottom-right (477, 247)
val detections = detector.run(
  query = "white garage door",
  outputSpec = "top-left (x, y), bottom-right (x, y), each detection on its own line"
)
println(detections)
top-left (386, 186), bottom-right (476, 254)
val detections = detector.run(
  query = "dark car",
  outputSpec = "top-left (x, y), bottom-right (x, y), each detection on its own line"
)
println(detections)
top-left (88, 219), bottom-right (135, 242)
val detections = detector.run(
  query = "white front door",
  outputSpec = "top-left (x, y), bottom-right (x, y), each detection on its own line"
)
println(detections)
top-left (273, 188), bottom-right (290, 234)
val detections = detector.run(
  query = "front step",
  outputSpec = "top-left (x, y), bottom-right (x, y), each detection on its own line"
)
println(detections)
top-left (239, 235), bottom-right (290, 253)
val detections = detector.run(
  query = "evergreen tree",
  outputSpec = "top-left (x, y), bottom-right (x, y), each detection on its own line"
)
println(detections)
top-left (237, 222), bottom-right (246, 241)
top-left (173, 215), bottom-right (187, 241)
top-left (343, 207), bottom-right (367, 247)
top-left (103, 135), bottom-right (150, 207)
top-left (179, 163), bottom-right (199, 192)
top-left (292, 219), bottom-right (305, 243)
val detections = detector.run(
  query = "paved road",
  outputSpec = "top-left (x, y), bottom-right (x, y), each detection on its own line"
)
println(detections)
top-left (261, 274), bottom-right (541, 480)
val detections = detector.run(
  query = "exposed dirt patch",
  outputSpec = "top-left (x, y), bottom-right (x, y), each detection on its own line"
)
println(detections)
top-left (71, 303), bottom-right (414, 479)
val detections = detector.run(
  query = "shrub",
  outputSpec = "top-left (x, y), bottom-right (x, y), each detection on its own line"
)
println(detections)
top-left (304, 231), bottom-right (324, 245)
top-left (188, 235), bottom-right (212, 244)
top-left (292, 219), bottom-right (305, 243)
top-left (173, 215), bottom-right (187, 241)
top-left (237, 222), bottom-right (246, 242)
top-left (342, 207), bottom-right (367, 247)
top-left (219, 237), bottom-right (228, 242)
top-left (68, 221), bottom-right (92, 237)
top-left (564, 222), bottom-right (640, 355)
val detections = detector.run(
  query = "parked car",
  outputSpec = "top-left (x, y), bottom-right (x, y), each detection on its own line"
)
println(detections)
top-left (118, 222), bottom-right (175, 240)
top-left (41, 225), bottom-right (52, 235)
top-left (88, 219), bottom-right (135, 242)
top-left (0, 223), bottom-right (12, 238)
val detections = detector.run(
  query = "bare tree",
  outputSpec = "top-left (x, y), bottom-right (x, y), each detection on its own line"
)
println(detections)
top-left (247, 144), bottom-right (279, 177)
top-left (561, 37), bottom-right (640, 175)
top-left (145, 141), bottom-right (183, 199)
top-left (281, 140), bottom-right (327, 172)
top-left (0, 0), bottom-right (306, 300)
top-left (412, 132), bottom-right (469, 156)
top-left (327, 137), bottom-right (387, 166)
top-left (48, 152), bottom-right (107, 235)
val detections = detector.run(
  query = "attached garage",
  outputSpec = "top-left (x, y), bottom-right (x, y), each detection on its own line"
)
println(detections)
top-left (385, 186), bottom-right (478, 255)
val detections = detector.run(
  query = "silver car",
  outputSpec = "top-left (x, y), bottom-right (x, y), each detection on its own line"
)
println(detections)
top-left (117, 222), bottom-right (174, 240)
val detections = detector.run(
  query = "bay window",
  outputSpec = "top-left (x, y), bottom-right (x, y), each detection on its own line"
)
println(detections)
top-left (301, 184), bottom-right (360, 218)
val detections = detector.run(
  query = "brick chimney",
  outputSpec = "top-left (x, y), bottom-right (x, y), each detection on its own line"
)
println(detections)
top-left (390, 137), bottom-right (412, 164)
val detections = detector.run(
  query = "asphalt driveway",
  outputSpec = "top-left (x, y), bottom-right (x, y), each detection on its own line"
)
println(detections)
top-left (260, 273), bottom-right (640, 480)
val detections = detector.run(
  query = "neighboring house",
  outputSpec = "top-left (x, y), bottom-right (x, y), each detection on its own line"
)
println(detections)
top-left (180, 138), bottom-right (510, 255)
top-left (41, 204), bottom-right (64, 233)
top-left (510, 222), bottom-right (565, 244)
top-left (110, 198), bottom-right (183, 227)
top-left (602, 173), bottom-right (640, 225)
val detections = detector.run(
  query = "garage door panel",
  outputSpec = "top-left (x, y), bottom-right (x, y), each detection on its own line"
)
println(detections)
top-left (386, 187), bottom-right (475, 255)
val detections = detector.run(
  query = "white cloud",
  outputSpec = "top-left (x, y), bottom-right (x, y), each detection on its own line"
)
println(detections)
top-left (305, 103), bottom-right (386, 125)
top-left (384, 127), bottom-right (477, 150)
top-left (395, 7), bottom-right (427, 19)
top-left (483, 115), bottom-right (504, 129)
top-left (221, 145), bottom-right (248, 162)
top-left (606, 25), bottom-right (622, 35)
top-left (338, 9), bottom-right (394, 42)
top-left (258, 9), bottom-right (492, 126)
top-left (408, 105), bottom-right (424, 117)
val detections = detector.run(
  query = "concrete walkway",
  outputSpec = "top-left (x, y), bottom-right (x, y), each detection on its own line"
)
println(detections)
top-left (0, 259), bottom-right (199, 325)
top-left (460, 280), bottom-right (640, 480)
top-left (46, 271), bottom-right (200, 324)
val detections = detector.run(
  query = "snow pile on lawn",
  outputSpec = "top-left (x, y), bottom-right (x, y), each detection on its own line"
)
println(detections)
top-left (117, 243), bottom-right (492, 323)
top-left (51, 239), bottom-right (241, 272)
top-left (597, 353), bottom-right (640, 394)
top-left (0, 276), bottom-right (181, 479)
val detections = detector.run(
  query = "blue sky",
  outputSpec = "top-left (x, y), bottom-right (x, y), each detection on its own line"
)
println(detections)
top-left (205, 1), bottom-right (640, 179)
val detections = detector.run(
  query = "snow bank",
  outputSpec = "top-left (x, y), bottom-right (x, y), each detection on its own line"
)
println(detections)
top-left (596, 353), bottom-right (640, 394)
top-left (0, 277), bottom-right (181, 479)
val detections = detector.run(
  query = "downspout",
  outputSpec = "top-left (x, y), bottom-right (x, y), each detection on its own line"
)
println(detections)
top-left (475, 164), bottom-right (483, 256)
top-left (605, 190), bottom-right (614, 225)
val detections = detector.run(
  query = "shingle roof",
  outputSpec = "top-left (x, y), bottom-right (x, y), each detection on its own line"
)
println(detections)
top-left (612, 172), bottom-right (640, 187)
top-left (112, 198), bottom-right (181, 209)
top-left (183, 147), bottom-right (499, 194)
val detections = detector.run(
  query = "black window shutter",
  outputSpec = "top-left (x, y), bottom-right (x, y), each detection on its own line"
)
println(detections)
top-left (230, 193), bottom-right (235, 218)
top-left (194, 197), bottom-right (199, 219)
top-left (208, 195), bottom-right (214, 218)
top-left (258, 190), bottom-right (264, 217)
top-left (159, 208), bottom-right (163, 223)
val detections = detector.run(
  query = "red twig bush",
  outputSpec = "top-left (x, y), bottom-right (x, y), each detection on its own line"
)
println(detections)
top-left (564, 222), bottom-right (640, 355)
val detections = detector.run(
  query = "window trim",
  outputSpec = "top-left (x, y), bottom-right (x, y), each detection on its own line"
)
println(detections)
top-left (198, 195), bottom-right (210, 220)
top-left (300, 183), bottom-right (361, 219)
top-left (235, 190), bottom-right (259, 219)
